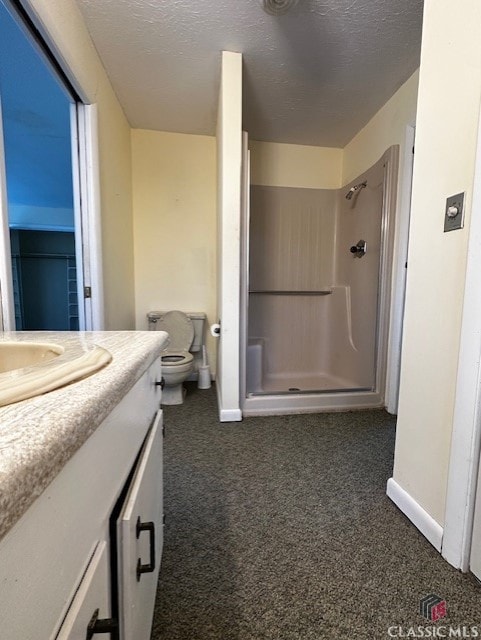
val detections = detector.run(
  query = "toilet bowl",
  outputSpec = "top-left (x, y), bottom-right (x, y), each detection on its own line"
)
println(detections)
top-left (155, 311), bottom-right (195, 405)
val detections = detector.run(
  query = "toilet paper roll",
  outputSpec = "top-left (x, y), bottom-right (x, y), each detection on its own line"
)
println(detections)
top-left (210, 323), bottom-right (221, 338)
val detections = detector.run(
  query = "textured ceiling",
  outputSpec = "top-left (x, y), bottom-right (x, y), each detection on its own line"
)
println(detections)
top-left (74, 0), bottom-right (424, 147)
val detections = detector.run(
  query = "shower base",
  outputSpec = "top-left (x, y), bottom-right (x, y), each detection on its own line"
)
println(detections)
top-left (242, 372), bottom-right (382, 415)
top-left (253, 372), bottom-right (364, 394)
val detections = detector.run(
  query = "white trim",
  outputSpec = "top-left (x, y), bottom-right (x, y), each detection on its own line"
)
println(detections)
top-left (70, 103), bottom-right (86, 331)
top-left (219, 409), bottom-right (243, 422)
top-left (0, 96), bottom-right (15, 331)
top-left (375, 146), bottom-right (399, 404)
top-left (216, 380), bottom-right (242, 422)
top-left (385, 125), bottom-right (415, 414)
top-left (387, 478), bottom-right (444, 551)
top-left (77, 104), bottom-right (104, 330)
top-left (215, 51), bottom-right (243, 421)
top-left (239, 131), bottom-right (250, 407)
top-left (442, 107), bottom-right (481, 571)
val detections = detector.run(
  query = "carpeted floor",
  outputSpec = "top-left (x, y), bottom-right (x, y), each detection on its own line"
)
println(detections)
top-left (150, 383), bottom-right (480, 640)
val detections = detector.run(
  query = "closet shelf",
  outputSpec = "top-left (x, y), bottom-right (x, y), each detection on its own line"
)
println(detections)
top-left (249, 289), bottom-right (333, 296)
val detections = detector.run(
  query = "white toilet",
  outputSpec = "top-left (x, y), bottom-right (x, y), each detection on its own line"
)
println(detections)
top-left (147, 310), bottom-right (206, 405)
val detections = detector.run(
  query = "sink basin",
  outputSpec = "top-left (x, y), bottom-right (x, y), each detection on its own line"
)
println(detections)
top-left (0, 340), bottom-right (112, 407)
top-left (0, 342), bottom-right (64, 374)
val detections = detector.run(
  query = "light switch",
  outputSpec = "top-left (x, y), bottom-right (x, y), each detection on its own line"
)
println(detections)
top-left (444, 192), bottom-right (465, 232)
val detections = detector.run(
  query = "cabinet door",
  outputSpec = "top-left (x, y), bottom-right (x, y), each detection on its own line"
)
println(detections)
top-left (55, 541), bottom-right (111, 640)
top-left (117, 410), bottom-right (163, 640)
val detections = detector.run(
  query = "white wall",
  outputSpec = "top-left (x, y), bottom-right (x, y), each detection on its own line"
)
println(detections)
top-left (392, 0), bottom-right (481, 527)
top-left (132, 129), bottom-right (217, 368)
top-left (23, 0), bottom-right (135, 330)
top-left (216, 51), bottom-right (243, 421)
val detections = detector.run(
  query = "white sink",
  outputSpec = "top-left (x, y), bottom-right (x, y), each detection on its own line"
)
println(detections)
top-left (0, 342), bottom-right (64, 374)
top-left (0, 340), bottom-right (112, 407)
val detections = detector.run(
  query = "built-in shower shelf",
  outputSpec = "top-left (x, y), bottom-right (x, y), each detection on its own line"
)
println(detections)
top-left (249, 289), bottom-right (333, 295)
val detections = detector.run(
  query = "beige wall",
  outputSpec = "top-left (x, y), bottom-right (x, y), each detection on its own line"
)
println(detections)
top-left (342, 70), bottom-right (419, 185)
top-left (24, 0), bottom-right (135, 329)
top-left (131, 129), bottom-right (217, 365)
top-left (250, 71), bottom-right (418, 193)
top-left (250, 140), bottom-right (342, 189)
top-left (393, 0), bottom-right (481, 525)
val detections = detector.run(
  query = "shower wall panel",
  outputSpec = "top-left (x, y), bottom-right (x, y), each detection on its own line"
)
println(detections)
top-left (248, 294), bottom-right (331, 382)
top-left (248, 186), bottom-right (337, 391)
top-left (330, 156), bottom-right (385, 388)
top-left (249, 186), bottom-right (336, 291)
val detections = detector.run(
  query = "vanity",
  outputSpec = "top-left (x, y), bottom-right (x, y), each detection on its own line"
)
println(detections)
top-left (0, 330), bottom-right (168, 640)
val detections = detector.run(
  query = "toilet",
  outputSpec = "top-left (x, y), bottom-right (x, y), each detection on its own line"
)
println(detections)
top-left (147, 310), bottom-right (206, 405)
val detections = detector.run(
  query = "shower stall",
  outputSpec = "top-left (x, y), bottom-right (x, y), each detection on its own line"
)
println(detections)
top-left (241, 146), bottom-right (398, 415)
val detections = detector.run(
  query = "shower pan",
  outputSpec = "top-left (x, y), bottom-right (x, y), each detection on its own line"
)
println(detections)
top-left (240, 146), bottom-right (399, 415)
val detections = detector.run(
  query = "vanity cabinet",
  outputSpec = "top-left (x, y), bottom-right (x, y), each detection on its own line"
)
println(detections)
top-left (0, 358), bottom-right (163, 640)
top-left (56, 409), bottom-right (163, 640)
top-left (56, 541), bottom-right (112, 640)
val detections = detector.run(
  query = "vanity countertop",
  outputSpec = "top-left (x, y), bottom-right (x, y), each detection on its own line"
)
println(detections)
top-left (0, 330), bottom-right (168, 543)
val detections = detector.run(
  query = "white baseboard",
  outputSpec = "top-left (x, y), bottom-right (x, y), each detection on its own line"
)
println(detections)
top-left (386, 478), bottom-right (443, 551)
top-left (215, 380), bottom-right (242, 422)
top-left (219, 408), bottom-right (242, 422)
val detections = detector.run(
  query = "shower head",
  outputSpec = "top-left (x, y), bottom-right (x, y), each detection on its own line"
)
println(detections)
top-left (345, 181), bottom-right (367, 200)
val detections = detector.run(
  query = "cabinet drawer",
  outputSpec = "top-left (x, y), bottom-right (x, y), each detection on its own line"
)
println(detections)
top-left (117, 409), bottom-right (163, 640)
top-left (55, 541), bottom-right (111, 640)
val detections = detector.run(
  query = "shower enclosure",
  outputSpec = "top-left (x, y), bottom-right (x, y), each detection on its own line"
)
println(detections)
top-left (241, 146), bottom-right (398, 415)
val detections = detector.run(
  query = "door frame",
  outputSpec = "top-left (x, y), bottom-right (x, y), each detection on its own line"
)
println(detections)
top-left (0, 96), bottom-right (14, 331)
top-left (239, 131), bottom-right (250, 408)
top-left (442, 105), bottom-right (481, 571)
top-left (73, 103), bottom-right (105, 330)
top-left (385, 125), bottom-right (415, 414)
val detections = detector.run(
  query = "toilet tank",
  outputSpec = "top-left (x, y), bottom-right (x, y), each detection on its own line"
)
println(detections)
top-left (147, 311), bottom-right (206, 352)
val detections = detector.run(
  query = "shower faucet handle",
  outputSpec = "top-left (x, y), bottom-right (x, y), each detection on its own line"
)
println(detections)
top-left (350, 240), bottom-right (367, 257)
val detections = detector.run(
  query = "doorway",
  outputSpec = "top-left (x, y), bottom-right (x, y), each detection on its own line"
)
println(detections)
top-left (0, 0), bottom-right (89, 331)
top-left (10, 229), bottom-right (78, 330)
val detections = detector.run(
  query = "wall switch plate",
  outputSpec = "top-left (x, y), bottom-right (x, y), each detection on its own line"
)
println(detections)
top-left (444, 192), bottom-right (465, 232)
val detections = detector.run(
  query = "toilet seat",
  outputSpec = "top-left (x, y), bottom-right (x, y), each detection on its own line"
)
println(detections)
top-left (161, 349), bottom-right (193, 367)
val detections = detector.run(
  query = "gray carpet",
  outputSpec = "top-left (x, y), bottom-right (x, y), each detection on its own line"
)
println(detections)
top-left (151, 384), bottom-right (480, 640)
